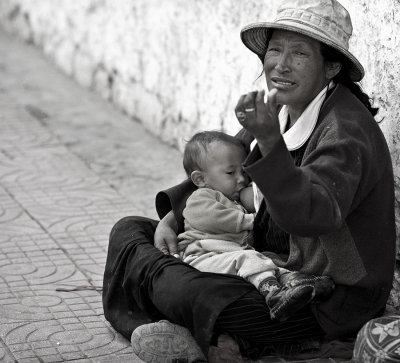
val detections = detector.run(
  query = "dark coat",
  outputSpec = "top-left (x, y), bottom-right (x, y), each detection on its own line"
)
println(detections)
top-left (157, 84), bottom-right (396, 338)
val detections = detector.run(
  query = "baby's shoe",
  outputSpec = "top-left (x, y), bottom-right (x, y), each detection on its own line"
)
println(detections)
top-left (267, 284), bottom-right (314, 321)
top-left (131, 320), bottom-right (207, 363)
top-left (278, 271), bottom-right (335, 301)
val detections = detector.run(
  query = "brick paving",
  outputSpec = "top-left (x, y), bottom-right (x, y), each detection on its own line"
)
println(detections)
top-left (0, 29), bottom-right (349, 363)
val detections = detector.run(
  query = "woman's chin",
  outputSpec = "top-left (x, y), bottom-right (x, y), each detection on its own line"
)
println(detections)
top-left (275, 92), bottom-right (289, 106)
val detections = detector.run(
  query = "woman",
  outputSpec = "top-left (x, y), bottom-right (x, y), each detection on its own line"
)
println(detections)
top-left (103, 0), bottom-right (396, 361)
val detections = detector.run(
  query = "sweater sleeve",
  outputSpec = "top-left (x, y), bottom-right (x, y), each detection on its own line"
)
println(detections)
top-left (184, 189), bottom-right (254, 234)
top-left (244, 124), bottom-right (368, 237)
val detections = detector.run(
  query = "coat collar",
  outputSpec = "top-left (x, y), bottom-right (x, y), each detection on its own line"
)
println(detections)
top-left (279, 81), bottom-right (335, 151)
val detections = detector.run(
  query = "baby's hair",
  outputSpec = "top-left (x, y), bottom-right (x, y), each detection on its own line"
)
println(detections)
top-left (183, 131), bottom-right (245, 177)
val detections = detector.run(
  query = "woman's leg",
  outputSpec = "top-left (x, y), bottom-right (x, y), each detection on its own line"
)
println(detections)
top-left (102, 216), bottom-right (254, 354)
top-left (103, 216), bottom-right (160, 339)
top-left (214, 289), bottom-right (324, 358)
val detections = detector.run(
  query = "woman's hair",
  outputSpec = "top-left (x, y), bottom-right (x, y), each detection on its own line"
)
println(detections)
top-left (183, 131), bottom-right (244, 176)
top-left (319, 43), bottom-right (379, 116)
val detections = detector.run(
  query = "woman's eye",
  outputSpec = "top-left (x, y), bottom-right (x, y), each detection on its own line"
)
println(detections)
top-left (226, 171), bottom-right (233, 175)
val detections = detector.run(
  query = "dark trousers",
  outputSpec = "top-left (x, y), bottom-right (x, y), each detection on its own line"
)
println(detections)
top-left (102, 216), bottom-right (323, 357)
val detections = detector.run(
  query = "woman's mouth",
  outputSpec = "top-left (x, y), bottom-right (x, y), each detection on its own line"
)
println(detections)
top-left (271, 77), bottom-right (296, 89)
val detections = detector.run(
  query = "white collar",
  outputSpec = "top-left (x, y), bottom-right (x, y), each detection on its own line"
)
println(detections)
top-left (279, 81), bottom-right (334, 151)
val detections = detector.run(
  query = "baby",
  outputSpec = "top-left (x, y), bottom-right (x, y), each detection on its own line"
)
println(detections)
top-left (178, 131), bottom-right (333, 321)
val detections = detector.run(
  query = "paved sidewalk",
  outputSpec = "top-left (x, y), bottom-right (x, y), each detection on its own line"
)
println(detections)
top-left (0, 28), bottom-right (185, 363)
top-left (0, 29), bottom-right (349, 363)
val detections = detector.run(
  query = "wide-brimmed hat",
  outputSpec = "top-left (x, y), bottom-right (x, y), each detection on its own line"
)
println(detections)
top-left (240, 0), bottom-right (364, 81)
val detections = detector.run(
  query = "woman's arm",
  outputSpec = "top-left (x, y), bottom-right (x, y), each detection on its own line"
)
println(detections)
top-left (154, 210), bottom-right (179, 256)
top-left (244, 131), bottom-right (364, 237)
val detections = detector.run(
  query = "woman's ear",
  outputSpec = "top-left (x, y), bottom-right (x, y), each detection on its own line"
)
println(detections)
top-left (190, 170), bottom-right (206, 188)
top-left (325, 61), bottom-right (342, 80)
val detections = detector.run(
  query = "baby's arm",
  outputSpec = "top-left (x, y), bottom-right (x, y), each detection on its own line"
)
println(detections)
top-left (240, 186), bottom-right (255, 213)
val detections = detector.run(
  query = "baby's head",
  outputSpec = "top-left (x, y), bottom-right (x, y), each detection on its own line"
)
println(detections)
top-left (183, 131), bottom-right (248, 201)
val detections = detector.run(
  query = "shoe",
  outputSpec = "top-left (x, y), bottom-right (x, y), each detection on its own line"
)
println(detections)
top-left (278, 272), bottom-right (335, 301)
top-left (131, 320), bottom-right (207, 363)
top-left (267, 284), bottom-right (314, 321)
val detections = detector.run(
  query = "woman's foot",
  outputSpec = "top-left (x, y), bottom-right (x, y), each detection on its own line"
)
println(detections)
top-left (131, 320), bottom-right (207, 362)
top-left (267, 284), bottom-right (314, 321)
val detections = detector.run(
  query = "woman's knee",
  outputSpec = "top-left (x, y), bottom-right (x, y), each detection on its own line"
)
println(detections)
top-left (109, 215), bottom-right (158, 247)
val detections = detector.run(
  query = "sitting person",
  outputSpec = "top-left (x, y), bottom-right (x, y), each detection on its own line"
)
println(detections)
top-left (178, 130), bottom-right (334, 321)
top-left (103, 0), bottom-right (396, 361)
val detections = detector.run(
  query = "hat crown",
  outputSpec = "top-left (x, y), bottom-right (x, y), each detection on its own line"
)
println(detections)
top-left (275, 0), bottom-right (353, 49)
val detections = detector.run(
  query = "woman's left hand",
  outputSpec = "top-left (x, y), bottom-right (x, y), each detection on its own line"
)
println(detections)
top-left (235, 88), bottom-right (281, 156)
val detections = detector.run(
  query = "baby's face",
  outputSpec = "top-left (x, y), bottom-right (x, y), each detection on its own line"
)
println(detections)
top-left (203, 141), bottom-right (248, 201)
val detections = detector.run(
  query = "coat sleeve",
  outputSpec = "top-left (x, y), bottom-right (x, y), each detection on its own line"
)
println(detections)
top-left (155, 179), bottom-right (197, 232)
top-left (184, 189), bottom-right (254, 234)
top-left (244, 120), bottom-right (376, 237)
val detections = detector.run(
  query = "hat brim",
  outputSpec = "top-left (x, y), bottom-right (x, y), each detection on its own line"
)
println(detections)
top-left (241, 22), bottom-right (364, 82)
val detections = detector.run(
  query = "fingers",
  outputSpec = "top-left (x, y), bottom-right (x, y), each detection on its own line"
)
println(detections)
top-left (243, 91), bottom-right (258, 111)
top-left (155, 237), bottom-right (180, 258)
top-left (235, 91), bottom-right (259, 126)
top-left (234, 94), bottom-right (246, 114)
top-left (235, 91), bottom-right (258, 112)
top-left (235, 89), bottom-right (280, 132)
top-left (154, 237), bottom-right (169, 254)
top-left (165, 238), bottom-right (178, 257)
top-left (267, 88), bottom-right (278, 110)
top-left (235, 95), bottom-right (247, 123)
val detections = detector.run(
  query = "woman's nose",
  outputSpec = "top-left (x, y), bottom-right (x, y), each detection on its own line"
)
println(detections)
top-left (275, 52), bottom-right (290, 73)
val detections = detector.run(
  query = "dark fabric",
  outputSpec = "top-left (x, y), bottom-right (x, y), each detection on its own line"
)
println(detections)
top-left (155, 178), bottom-right (197, 232)
top-left (214, 290), bottom-right (324, 358)
top-left (102, 216), bottom-right (255, 355)
top-left (103, 216), bottom-right (162, 339)
top-left (252, 144), bottom-right (307, 255)
top-left (215, 290), bottom-right (356, 360)
top-left (243, 84), bottom-right (396, 338)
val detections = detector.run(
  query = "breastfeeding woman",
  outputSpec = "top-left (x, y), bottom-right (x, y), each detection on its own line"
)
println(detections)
top-left (103, 0), bottom-right (396, 361)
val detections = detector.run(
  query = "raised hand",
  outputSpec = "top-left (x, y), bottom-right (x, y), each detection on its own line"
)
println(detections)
top-left (235, 88), bottom-right (281, 156)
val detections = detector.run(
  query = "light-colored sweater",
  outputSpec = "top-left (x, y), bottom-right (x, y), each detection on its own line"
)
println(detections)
top-left (178, 188), bottom-right (254, 257)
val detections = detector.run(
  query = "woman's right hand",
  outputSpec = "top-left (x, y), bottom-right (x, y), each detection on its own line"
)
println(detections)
top-left (235, 88), bottom-right (280, 156)
top-left (154, 210), bottom-right (179, 257)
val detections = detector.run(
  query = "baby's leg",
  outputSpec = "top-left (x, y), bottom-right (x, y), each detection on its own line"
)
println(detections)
top-left (188, 249), bottom-right (277, 278)
top-left (190, 250), bottom-right (314, 321)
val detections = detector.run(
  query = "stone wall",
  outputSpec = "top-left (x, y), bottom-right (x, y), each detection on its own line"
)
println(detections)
top-left (1, 0), bottom-right (400, 253)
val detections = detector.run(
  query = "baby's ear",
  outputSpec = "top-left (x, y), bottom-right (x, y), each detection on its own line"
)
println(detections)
top-left (190, 170), bottom-right (206, 188)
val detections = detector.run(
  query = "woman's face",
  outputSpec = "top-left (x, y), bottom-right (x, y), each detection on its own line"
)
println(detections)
top-left (264, 30), bottom-right (329, 115)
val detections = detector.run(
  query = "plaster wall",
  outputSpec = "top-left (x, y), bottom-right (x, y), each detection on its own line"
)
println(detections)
top-left (0, 0), bottom-right (400, 251)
